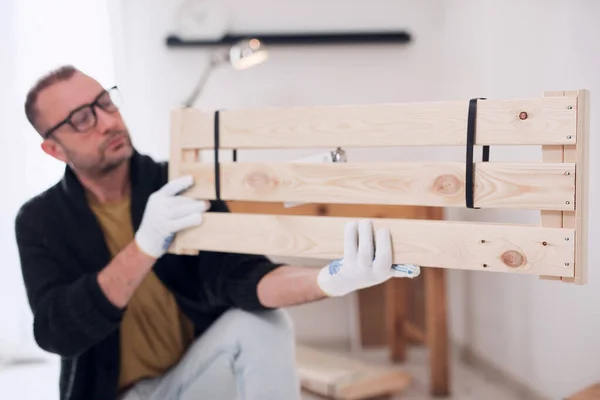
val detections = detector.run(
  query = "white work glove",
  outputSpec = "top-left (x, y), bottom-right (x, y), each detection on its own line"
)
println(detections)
top-left (317, 219), bottom-right (420, 297)
top-left (135, 175), bottom-right (209, 258)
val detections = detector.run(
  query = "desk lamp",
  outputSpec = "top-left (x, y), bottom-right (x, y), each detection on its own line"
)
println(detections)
top-left (183, 38), bottom-right (268, 108)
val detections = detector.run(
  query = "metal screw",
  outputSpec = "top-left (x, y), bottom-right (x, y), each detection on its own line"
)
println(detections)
top-left (567, 105), bottom-right (573, 109)
top-left (566, 201), bottom-right (571, 205)
top-left (481, 239), bottom-right (486, 243)
top-left (519, 111), bottom-right (528, 120)
top-left (542, 241), bottom-right (547, 246)
top-left (564, 171), bottom-right (571, 176)
top-left (483, 264), bottom-right (488, 268)
top-left (565, 237), bottom-right (570, 241)
top-left (565, 263), bottom-right (570, 266)
top-left (567, 135), bottom-right (573, 139)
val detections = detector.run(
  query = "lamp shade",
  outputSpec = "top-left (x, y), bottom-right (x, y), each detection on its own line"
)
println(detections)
top-left (229, 38), bottom-right (269, 70)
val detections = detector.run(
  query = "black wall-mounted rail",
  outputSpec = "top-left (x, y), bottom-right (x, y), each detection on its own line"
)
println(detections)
top-left (165, 31), bottom-right (412, 47)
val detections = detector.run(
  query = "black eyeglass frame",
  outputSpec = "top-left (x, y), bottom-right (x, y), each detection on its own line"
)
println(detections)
top-left (42, 85), bottom-right (120, 139)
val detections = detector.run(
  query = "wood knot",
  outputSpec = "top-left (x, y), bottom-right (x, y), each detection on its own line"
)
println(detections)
top-left (245, 172), bottom-right (272, 189)
top-left (316, 205), bottom-right (328, 215)
top-left (433, 174), bottom-right (461, 195)
top-left (501, 250), bottom-right (526, 268)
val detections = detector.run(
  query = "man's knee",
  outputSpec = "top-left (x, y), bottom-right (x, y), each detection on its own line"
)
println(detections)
top-left (223, 308), bottom-right (295, 340)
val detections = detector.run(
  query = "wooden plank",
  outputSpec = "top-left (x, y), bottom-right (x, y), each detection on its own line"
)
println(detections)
top-left (170, 213), bottom-right (575, 277)
top-left (540, 91), bottom-right (567, 281)
top-left (180, 161), bottom-right (575, 211)
top-left (169, 109), bottom-right (184, 182)
top-left (168, 109), bottom-right (198, 256)
top-left (296, 344), bottom-right (411, 399)
top-left (176, 96), bottom-right (577, 149)
top-left (539, 90), bottom-right (588, 284)
top-left (571, 89), bottom-right (590, 285)
top-left (425, 267), bottom-right (449, 396)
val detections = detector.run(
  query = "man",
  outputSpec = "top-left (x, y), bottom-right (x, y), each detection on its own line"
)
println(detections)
top-left (15, 65), bottom-right (419, 400)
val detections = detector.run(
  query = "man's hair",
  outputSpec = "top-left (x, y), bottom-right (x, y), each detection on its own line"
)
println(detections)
top-left (24, 65), bottom-right (79, 133)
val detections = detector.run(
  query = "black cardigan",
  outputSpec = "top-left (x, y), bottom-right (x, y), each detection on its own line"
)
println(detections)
top-left (14, 151), bottom-right (281, 400)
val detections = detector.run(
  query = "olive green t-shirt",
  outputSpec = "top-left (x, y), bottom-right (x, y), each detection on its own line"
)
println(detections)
top-left (87, 193), bottom-right (195, 391)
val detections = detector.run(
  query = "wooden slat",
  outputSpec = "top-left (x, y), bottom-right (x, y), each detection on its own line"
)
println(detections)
top-left (572, 89), bottom-right (590, 285)
top-left (169, 109), bottom-right (184, 182)
top-left (177, 96), bottom-right (577, 149)
top-left (170, 213), bottom-right (575, 277)
top-left (180, 161), bottom-right (575, 211)
top-left (169, 109), bottom-right (198, 255)
top-left (540, 91), bottom-right (567, 281)
top-left (539, 90), bottom-right (588, 284)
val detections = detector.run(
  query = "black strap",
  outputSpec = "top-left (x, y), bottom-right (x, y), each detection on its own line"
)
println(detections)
top-left (465, 98), bottom-right (489, 209)
top-left (214, 110), bottom-right (221, 201)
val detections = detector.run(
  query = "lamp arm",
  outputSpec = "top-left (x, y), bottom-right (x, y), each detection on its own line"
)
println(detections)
top-left (182, 52), bottom-right (227, 108)
top-left (182, 63), bottom-right (215, 108)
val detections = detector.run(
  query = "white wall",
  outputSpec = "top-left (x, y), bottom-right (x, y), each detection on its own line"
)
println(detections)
top-left (1, 0), bottom-right (118, 364)
top-left (443, 1), bottom-right (600, 398)
top-left (113, 0), bottom-right (600, 398)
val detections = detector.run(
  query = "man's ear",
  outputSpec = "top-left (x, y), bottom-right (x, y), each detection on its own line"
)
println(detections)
top-left (41, 139), bottom-right (68, 163)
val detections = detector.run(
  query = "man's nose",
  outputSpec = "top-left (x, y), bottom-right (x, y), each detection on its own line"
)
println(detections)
top-left (95, 107), bottom-right (119, 133)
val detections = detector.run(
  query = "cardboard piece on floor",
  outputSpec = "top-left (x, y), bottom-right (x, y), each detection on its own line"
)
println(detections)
top-left (296, 344), bottom-right (411, 399)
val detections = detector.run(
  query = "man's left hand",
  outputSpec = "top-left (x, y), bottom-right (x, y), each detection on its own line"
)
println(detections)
top-left (316, 219), bottom-right (420, 297)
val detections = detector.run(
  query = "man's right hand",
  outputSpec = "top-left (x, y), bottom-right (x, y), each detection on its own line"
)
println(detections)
top-left (134, 175), bottom-right (209, 259)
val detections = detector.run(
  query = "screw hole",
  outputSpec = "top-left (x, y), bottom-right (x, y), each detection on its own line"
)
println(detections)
top-left (483, 263), bottom-right (488, 268)
top-left (542, 241), bottom-right (547, 246)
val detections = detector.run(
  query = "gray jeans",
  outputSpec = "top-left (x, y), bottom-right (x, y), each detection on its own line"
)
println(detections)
top-left (119, 308), bottom-right (300, 400)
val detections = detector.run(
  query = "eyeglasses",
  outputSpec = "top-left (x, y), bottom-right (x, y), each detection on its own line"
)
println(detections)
top-left (42, 86), bottom-right (122, 139)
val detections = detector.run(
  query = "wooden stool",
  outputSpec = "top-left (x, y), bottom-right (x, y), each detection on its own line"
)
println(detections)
top-left (357, 206), bottom-right (449, 397)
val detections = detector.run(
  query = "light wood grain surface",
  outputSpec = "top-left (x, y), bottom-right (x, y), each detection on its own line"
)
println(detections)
top-left (572, 89), bottom-right (590, 285)
top-left (171, 213), bottom-right (574, 277)
top-left (539, 90), bottom-right (589, 284)
top-left (180, 161), bottom-right (575, 211)
top-left (176, 95), bottom-right (576, 149)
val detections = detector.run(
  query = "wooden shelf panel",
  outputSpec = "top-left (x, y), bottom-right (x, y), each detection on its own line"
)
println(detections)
top-left (180, 161), bottom-right (575, 211)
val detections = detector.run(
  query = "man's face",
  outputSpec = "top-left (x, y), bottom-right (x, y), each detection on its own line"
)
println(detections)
top-left (37, 72), bottom-right (133, 175)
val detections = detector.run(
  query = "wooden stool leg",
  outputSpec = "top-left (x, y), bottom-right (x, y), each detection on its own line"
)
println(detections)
top-left (425, 267), bottom-right (450, 396)
top-left (386, 278), bottom-right (408, 362)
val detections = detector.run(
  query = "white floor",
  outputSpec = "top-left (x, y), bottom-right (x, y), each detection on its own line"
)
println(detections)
top-left (301, 346), bottom-right (530, 400)
top-left (0, 358), bottom-right (61, 399)
top-left (0, 347), bottom-right (526, 400)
